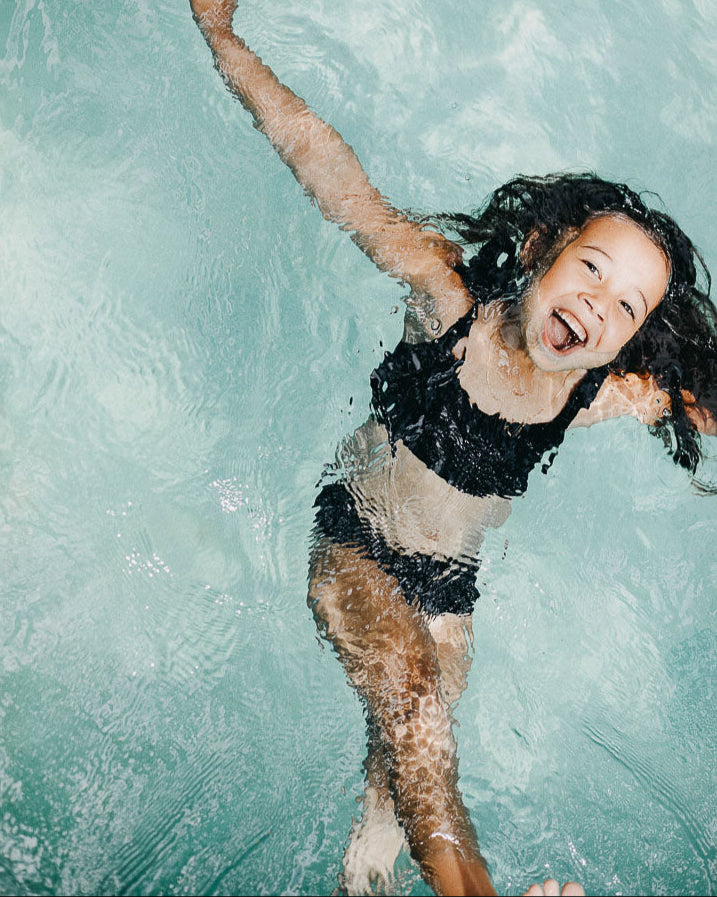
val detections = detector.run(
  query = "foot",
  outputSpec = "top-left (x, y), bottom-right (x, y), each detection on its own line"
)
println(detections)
top-left (339, 785), bottom-right (407, 895)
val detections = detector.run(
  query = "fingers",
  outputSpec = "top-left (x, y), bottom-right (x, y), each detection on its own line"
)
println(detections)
top-left (522, 881), bottom-right (558, 896)
top-left (522, 879), bottom-right (586, 896)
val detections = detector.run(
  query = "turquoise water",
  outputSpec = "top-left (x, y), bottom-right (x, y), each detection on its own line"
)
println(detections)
top-left (0, 1), bottom-right (715, 895)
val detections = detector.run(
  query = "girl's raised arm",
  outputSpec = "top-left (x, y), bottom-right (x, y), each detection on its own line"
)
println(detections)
top-left (190, 0), bottom-right (472, 330)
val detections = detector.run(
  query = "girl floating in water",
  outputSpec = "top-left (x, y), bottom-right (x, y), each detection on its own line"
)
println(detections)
top-left (190, 2), bottom-right (716, 894)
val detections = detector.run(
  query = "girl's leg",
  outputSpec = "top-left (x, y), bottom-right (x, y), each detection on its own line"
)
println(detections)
top-left (340, 613), bottom-right (475, 895)
top-left (340, 730), bottom-right (407, 895)
top-left (308, 540), bottom-right (496, 897)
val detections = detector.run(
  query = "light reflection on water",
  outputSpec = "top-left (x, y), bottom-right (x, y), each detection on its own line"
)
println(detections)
top-left (0, 1), bottom-right (715, 895)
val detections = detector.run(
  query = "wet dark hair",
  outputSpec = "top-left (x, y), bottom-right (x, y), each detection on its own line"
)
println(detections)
top-left (434, 172), bottom-right (717, 482)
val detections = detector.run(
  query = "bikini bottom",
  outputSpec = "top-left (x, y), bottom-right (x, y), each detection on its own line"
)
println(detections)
top-left (312, 481), bottom-right (480, 617)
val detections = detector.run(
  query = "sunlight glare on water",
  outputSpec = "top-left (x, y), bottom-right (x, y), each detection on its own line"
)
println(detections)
top-left (0, 1), bottom-right (715, 895)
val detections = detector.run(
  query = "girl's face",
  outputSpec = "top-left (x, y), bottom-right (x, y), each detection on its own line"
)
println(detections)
top-left (521, 215), bottom-right (670, 372)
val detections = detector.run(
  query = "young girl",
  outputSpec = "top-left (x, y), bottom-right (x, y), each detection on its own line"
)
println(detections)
top-left (190, 3), bottom-right (717, 895)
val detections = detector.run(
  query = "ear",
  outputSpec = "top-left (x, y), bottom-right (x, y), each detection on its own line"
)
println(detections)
top-left (519, 226), bottom-right (548, 271)
top-left (520, 225), bottom-right (580, 273)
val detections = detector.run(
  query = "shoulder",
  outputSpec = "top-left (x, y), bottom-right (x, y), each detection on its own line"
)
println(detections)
top-left (393, 228), bottom-right (475, 339)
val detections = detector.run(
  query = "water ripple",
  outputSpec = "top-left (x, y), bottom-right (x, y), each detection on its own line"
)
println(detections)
top-left (583, 719), bottom-right (716, 888)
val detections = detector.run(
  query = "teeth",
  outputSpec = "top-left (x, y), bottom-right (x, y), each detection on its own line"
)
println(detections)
top-left (555, 310), bottom-right (587, 344)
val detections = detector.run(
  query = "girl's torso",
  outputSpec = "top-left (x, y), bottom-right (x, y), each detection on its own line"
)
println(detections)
top-left (337, 302), bottom-right (608, 562)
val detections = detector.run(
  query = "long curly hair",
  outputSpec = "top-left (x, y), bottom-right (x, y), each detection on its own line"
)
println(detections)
top-left (433, 172), bottom-right (716, 479)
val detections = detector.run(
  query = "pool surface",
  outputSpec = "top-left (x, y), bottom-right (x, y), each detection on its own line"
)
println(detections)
top-left (1, 1), bottom-right (715, 894)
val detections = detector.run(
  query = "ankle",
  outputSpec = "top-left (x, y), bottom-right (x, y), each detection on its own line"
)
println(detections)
top-left (425, 837), bottom-right (497, 897)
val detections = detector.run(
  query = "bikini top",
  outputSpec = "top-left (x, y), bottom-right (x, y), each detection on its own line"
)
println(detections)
top-left (370, 303), bottom-right (609, 498)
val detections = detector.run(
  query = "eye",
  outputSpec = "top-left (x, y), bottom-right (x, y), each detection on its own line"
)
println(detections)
top-left (582, 259), bottom-right (600, 278)
top-left (620, 299), bottom-right (635, 320)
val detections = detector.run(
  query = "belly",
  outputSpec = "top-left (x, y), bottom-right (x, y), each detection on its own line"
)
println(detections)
top-left (338, 418), bottom-right (512, 563)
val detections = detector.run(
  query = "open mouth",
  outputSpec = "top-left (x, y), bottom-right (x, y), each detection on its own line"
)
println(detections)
top-left (545, 309), bottom-right (588, 353)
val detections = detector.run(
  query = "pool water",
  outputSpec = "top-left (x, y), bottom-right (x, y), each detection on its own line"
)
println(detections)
top-left (0, 1), bottom-right (715, 895)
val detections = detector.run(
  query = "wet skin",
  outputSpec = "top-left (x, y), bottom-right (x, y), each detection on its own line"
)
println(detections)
top-left (520, 215), bottom-right (670, 373)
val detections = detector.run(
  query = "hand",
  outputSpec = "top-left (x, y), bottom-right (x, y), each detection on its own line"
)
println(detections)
top-left (190, 0), bottom-right (237, 31)
top-left (683, 389), bottom-right (717, 435)
top-left (611, 372), bottom-right (672, 425)
top-left (523, 879), bottom-right (585, 896)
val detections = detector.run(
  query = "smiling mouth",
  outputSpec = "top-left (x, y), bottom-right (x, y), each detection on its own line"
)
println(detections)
top-left (545, 309), bottom-right (588, 353)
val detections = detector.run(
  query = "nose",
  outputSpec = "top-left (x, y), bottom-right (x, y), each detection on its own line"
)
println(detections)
top-left (580, 292), bottom-right (604, 323)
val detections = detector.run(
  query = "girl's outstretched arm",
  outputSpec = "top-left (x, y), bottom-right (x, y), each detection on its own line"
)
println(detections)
top-left (570, 373), bottom-right (673, 428)
top-left (190, 0), bottom-right (472, 331)
top-left (571, 373), bottom-right (717, 434)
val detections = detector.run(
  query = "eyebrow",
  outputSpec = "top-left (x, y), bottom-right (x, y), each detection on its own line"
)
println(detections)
top-left (581, 243), bottom-right (649, 319)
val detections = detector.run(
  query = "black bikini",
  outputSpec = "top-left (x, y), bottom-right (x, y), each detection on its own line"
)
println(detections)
top-left (313, 303), bottom-right (609, 615)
